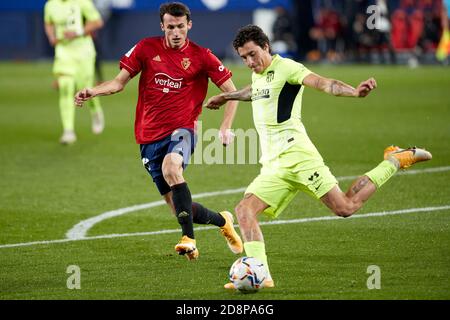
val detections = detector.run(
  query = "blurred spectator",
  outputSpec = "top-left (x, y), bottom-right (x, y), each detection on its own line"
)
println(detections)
top-left (271, 6), bottom-right (297, 57)
top-left (436, 0), bottom-right (450, 62)
top-left (372, 0), bottom-right (397, 64)
top-left (338, 0), bottom-right (371, 62)
top-left (291, 0), bottom-right (445, 64)
top-left (416, 1), bottom-right (442, 53)
top-left (352, 12), bottom-right (377, 62)
top-left (391, 0), bottom-right (443, 66)
top-left (291, 0), bottom-right (316, 61)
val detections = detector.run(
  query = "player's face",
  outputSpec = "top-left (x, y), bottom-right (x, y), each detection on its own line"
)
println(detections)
top-left (237, 41), bottom-right (272, 74)
top-left (161, 14), bottom-right (192, 49)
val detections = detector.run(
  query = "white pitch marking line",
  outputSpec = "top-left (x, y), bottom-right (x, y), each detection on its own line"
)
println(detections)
top-left (0, 205), bottom-right (449, 249)
top-left (66, 165), bottom-right (450, 240)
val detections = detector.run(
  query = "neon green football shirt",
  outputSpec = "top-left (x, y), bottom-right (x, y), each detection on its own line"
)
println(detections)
top-left (44, 0), bottom-right (100, 61)
top-left (251, 54), bottom-right (323, 166)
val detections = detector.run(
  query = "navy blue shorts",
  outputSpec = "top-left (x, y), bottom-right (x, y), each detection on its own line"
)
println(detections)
top-left (140, 128), bottom-right (197, 195)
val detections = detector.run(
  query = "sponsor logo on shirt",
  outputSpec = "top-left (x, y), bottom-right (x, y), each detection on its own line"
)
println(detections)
top-left (251, 88), bottom-right (270, 101)
top-left (154, 72), bottom-right (183, 93)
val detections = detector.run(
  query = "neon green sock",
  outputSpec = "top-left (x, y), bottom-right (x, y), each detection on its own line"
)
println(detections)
top-left (365, 160), bottom-right (398, 188)
top-left (244, 241), bottom-right (272, 279)
top-left (57, 76), bottom-right (75, 131)
top-left (79, 73), bottom-right (102, 115)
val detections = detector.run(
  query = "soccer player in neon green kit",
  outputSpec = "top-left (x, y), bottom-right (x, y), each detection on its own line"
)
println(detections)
top-left (204, 25), bottom-right (432, 289)
top-left (44, 0), bottom-right (105, 144)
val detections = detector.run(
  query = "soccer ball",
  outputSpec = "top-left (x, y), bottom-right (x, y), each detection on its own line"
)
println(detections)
top-left (229, 257), bottom-right (267, 293)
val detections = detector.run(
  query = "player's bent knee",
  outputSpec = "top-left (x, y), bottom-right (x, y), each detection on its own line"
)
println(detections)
top-left (235, 200), bottom-right (259, 224)
top-left (162, 163), bottom-right (183, 185)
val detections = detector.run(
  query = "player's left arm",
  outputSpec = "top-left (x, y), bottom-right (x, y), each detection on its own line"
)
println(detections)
top-left (303, 73), bottom-right (377, 98)
top-left (44, 22), bottom-right (58, 47)
top-left (217, 78), bottom-right (239, 146)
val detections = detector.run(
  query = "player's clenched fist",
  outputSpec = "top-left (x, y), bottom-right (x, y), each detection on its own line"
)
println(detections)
top-left (356, 77), bottom-right (377, 98)
top-left (74, 88), bottom-right (95, 107)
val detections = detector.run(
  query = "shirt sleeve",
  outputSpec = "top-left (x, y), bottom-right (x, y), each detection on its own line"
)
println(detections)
top-left (285, 59), bottom-right (312, 85)
top-left (80, 0), bottom-right (102, 22)
top-left (119, 42), bottom-right (142, 78)
top-left (203, 49), bottom-right (232, 87)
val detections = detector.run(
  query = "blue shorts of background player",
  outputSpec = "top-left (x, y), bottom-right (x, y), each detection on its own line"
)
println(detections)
top-left (140, 128), bottom-right (197, 195)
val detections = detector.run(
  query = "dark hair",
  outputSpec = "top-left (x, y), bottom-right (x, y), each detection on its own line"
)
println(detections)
top-left (233, 24), bottom-right (271, 53)
top-left (159, 2), bottom-right (191, 23)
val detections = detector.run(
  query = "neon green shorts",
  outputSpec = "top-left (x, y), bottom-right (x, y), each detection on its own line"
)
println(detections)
top-left (245, 150), bottom-right (337, 219)
top-left (53, 54), bottom-right (96, 89)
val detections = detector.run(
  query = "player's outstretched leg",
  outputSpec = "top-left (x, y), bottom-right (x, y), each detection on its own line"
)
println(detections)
top-left (322, 145), bottom-right (432, 217)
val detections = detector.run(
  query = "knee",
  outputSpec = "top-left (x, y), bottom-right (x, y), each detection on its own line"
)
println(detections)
top-left (234, 201), bottom-right (246, 220)
top-left (162, 161), bottom-right (181, 185)
top-left (58, 76), bottom-right (75, 96)
top-left (234, 201), bottom-right (255, 225)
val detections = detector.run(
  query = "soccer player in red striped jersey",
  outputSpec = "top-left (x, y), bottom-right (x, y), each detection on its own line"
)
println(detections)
top-left (74, 2), bottom-right (243, 260)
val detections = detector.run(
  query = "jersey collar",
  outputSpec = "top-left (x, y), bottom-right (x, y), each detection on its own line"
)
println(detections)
top-left (256, 54), bottom-right (280, 76)
top-left (162, 37), bottom-right (190, 52)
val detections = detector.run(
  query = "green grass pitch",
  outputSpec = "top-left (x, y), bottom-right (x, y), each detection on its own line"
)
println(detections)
top-left (0, 61), bottom-right (449, 299)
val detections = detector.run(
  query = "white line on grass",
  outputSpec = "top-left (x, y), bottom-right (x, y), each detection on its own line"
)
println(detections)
top-left (1, 205), bottom-right (450, 249)
top-left (0, 166), bottom-right (448, 249)
top-left (66, 165), bottom-right (450, 239)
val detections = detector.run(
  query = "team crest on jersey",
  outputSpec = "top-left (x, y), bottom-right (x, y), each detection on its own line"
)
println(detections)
top-left (181, 58), bottom-right (191, 70)
top-left (266, 71), bottom-right (275, 83)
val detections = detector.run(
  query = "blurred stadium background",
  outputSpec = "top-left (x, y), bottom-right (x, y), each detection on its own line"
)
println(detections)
top-left (1, 0), bottom-right (449, 65)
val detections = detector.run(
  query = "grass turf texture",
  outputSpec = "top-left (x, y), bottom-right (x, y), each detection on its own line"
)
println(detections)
top-left (0, 62), bottom-right (449, 299)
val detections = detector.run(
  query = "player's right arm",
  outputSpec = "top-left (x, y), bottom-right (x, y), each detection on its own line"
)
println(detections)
top-left (204, 85), bottom-right (252, 109)
top-left (303, 73), bottom-right (377, 98)
top-left (74, 68), bottom-right (131, 106)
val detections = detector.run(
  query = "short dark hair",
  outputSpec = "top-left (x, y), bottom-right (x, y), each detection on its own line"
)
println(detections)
top-left (159, 2), bottom-right (191, 23)
top-left (233, 24), bottom-right (271, 53)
